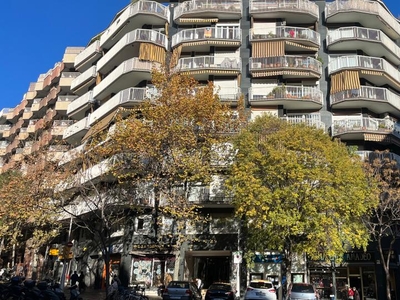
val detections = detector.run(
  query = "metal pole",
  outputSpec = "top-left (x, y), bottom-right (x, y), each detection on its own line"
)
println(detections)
top-left (60, 216), bottom-right (73, 287)
top-left (332, 260), bottom-right (337, 300)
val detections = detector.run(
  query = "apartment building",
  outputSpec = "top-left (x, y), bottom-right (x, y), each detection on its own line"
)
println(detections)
top-left (1, 0), bottom-right (400, 298)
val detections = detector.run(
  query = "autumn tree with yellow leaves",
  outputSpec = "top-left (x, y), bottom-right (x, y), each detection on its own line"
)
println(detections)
top-left (0, 153), bottom-right (63, 278)
top-left (226, 115), bottom-right (378, 289)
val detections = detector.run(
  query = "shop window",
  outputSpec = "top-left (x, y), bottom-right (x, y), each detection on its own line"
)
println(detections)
top-left (348, 266), bottom-right (360, 275)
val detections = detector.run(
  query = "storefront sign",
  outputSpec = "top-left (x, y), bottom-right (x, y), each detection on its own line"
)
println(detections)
top-left (343, 252), bottom-right (374, 262)
top-left (132, 244), bottom-right (170, 251)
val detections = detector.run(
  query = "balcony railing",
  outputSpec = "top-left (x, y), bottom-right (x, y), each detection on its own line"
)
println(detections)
top-left (74, 40), bottom-right (101, 68)
top-left (327, 27), bottom-right (400, 60)
top-left (97, 29), bottom-right (167, 72)
top-left (328, 55), bottom-right (400, 83)
top-left (250, 25), bottom-right (320, 46)
top-left (63, 116), bottom-right (91, 140)
top-left (250, 55), bottom-right (322, 74)
top-left (174, 0), bottom-right (242, 20)
top-left (217, 88), bottom-right (242, 102)
top-left (250, 0), bottom-right (319, 19)
top-left (356, 150), bottom-right (400, 168)
top-left (100, 1), bottom-right (169, 47)
top-left (176, 56), bottom-right (241, 72)
top-left (71, 65), bottom-right (96, 91)
top-left (332, 116), bottom-right (397, 136)
top-left (57, 95), bottom-right (78, 102)
top-left (249, 85), bottom-right (322, 103)
top-left (326, 0), bottom-right (400, 38)
top-left (67, 90), bottom-right (94, 116)
top-left (281, 113), bottom-right (325, 131)
top-left (93, 58), bottom-right (157, 99)
top-left (89, 87), bottom-right (147, 125)
top-left (172, 27), bottom-right (241, 47)
top-left (331, 86), bottom-right (400, 109)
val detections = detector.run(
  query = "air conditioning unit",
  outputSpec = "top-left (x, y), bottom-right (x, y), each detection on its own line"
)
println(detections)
top-left (280, 21), bottom-right (286, 26)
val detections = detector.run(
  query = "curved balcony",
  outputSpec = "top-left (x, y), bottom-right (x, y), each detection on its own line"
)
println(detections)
top-left (250, 56), bottom-right (322, 78)
top-left (55, 95), bottom-right (78, 114)
top-left (172, 27), bottom-right (241, 51)
top-left (100, 1), bottom-right (169, 50)
top-left (74, 40), bottom-right (102, 72)
top-left (174, 0), bottom-right (242, 23)
top-left (93, 58), bottom-right (156, 102)
top-left (70, 65), bottom-right (97, 96)
top-left (63, 116), bottom-right (91, 145)
top-left (250, 0), bottom-right (319, 23)
top-left (67, 90), bottom-right (94, 121)
top-left (90, 87), bottom-right (147, 125)
top-left (328, 55), bottom-right (400, 89)
top-left (327, 27), bottom-right (400, 66)
top-left (97, 29), bottom-right (167, 75)
top-left (251, 26), bottom-right (320, 50)
top-left (331, 86), bottom-right (400, 117)
top-left (332, 116), bottom-right (400, 144)
top-left (175, 56), bottom-right (241, 80)
top-left (281, 114), bottom-right (325, 131)
top-left (249, 85), bottom-right (322, 109)
top-left (325, 0), bottom-right (400, 40)
top-left (217, 88), bottom-right (242, 105)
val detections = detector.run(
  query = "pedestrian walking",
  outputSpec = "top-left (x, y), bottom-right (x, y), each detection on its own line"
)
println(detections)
top-left (348, 286), bottom-right (354, 300)
top-left (71, 271), bottom-right (79, 286)
top-left (353, 287), bottom-right (360, 300)
top-left (329, 283), bottom-right (336, 300)
top-left (78, 271), bottom-right (86, 293)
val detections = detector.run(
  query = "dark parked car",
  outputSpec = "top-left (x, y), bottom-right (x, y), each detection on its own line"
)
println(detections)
top-left (205, 282), bottom-right (236, 300)
top-left (162, 281), bottom-right (202, 300)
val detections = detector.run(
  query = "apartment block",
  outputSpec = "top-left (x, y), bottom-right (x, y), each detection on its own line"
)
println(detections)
top-left (1, 0), bottom-right (400, 298)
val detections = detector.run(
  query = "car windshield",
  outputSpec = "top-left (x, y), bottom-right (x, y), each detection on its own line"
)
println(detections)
top-left (168, 282), bottom-right (190, 289)
top-left (209, 284), bottom-right (231, 291)
top-left (250, 282), bottom-right (273, 289)
top-left (291, 285), bottom-right (314, 293)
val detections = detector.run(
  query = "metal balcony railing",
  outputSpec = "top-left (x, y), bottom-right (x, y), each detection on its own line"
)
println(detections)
top-left (174, 0), bottom-right (242, 19)
top-left (250, 0), bottom-right (319, 19)
top-left (250, 25), bottom-right (320, 46)
top-left (172, 26), bottom-right (241, 47)
top-left (176, 56), bottom-right (241, 71)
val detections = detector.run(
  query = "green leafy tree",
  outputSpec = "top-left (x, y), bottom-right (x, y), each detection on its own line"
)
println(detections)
top-left (362, 151), bottom-right (400, 300)
top-left (226, 115), bottom-right (378, 288)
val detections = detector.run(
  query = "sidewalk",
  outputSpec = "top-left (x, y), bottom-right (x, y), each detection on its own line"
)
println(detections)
top-left (69, 287), bottom-right (159, 300)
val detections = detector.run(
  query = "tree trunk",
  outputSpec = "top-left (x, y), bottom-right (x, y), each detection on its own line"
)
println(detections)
top-left (378, 237), bottom-right (393, 300)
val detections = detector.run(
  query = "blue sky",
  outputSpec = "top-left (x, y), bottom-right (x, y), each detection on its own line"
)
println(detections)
top-left (0, 0), bottom-right (399, 110)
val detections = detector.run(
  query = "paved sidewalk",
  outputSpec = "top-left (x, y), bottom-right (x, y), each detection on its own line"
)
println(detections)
top-left (67, 287), bottom-right (159, 300)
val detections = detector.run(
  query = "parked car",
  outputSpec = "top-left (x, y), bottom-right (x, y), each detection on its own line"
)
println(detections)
top-left (205, 282), bottom-right (235, 300)
top-left (288, 283), bottom-right (317, 300)
top-left (162, 281), bottom-right (202, 300)
top-left (244, 280), bottom-right (276, 300)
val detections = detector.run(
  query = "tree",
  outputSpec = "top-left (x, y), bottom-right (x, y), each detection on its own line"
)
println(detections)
top-left (226, 115), bottom-right (378, 289)
top-left (91, 68), bottom-right (242, 278)
top-left (37, 68), bottom-right (243, 294)
top-left (362, 151), bottom-right (400, 300)
top-left (0, 153), bottom-right (62, 279)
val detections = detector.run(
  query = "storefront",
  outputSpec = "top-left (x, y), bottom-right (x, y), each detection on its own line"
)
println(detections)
top-left (309, 252), bottom-right (380, 300)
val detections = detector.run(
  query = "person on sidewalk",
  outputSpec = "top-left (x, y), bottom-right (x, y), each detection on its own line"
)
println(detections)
top-left (78, 271), bottom-right (86, 293)
top-left (71, 271), bottom-right (79, 287)
top-left (329, 283), bottom-right (336, 300)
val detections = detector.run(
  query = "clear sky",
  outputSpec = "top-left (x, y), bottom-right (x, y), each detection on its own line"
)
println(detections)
top-left (0, 0), bottom-right (399, 110)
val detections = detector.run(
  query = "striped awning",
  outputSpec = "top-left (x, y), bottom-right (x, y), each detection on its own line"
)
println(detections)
top-left (364, 133), bottom-right (391, 143)
top-left (361, 70), bottom-right (383, 76)
top-left (139, 43), bottom-right (166, 64)
top-left (330, 70), bottom-right (360, 94)
top-left (179, 18), bottom-right (218, 23)
top-left (252, 41), bottom-right (285, 58)
top-left (182, 40), bottom-right (241, 47)
top-left (82, 110), bottom-right (119, 142)
top-left (252, 70), bottom-right (315, 78)
top-left (285, 41), bottom-right (319, 52)
top-left (170, 45), bottom-right (182, 67)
